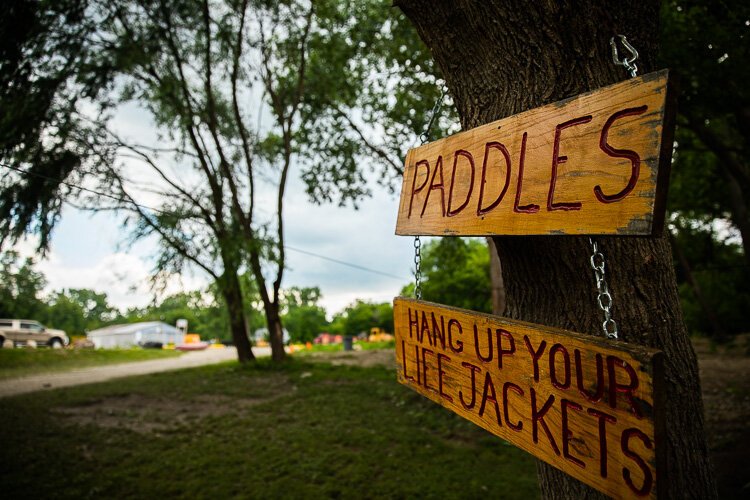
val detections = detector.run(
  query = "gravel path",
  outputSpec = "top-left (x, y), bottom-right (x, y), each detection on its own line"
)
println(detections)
top-left (0, 346), bottom-right (271, 398)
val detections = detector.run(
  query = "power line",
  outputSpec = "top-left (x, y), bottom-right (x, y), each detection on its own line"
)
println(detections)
top-left (285, 245), bottom-right (406, 280)
top-left (1, 162), bottom-right (408, 281)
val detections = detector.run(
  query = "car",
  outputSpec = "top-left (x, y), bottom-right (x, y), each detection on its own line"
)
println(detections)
top-left (0, 319), bottom-right (69, 348)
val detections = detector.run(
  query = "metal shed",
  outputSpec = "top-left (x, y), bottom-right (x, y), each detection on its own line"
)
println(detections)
top-left (87, 322), bottom-right (185, 349)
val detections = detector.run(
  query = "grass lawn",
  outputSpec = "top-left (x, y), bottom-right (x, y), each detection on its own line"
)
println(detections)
top-left (0, 354), bottom-right (538, 499)
top-left (294, 340), bottom-right (396, 354)
top-left (0, 348), bottom-right (183, 380)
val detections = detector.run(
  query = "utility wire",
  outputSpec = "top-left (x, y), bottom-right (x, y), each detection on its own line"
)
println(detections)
top-left (1, 162), bottom-right (409, 281)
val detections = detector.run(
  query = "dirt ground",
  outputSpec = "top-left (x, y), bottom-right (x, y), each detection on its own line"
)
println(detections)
top-left (693, 336), bottom-right (750, 496)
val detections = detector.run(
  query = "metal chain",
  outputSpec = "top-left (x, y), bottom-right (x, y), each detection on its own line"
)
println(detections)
top-left (587, 35), bottom-right (639, 338)
top-left (589, 238), bottom-right (618, 339)
top-left (610, 35), bottom-right (639, 78)
top-left (413, 83), bottom-right (448, 300)
top-left (414, 236), bottom-right (423, 299)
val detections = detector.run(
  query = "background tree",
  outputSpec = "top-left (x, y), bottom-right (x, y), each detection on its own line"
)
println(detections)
top-left (395, 1), bottom-right (716, 497)
top-left (281, 286), bottom-right (328, 343)
top-left (661, 0), bottom-right (750, 258)
top-left (0, 0), bottom-right (115, 251)
top-left (401, 238), bottom-right (491, 313)
top-left (0, 251), bottom-right (47, 319)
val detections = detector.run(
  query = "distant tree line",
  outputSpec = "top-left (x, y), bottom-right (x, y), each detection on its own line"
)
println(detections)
top-left (0, 250), bottom-right (394, 343)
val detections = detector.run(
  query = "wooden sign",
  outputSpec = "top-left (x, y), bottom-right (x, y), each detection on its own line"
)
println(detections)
top-left (395, 70), bottom-right (676, 236)
top-left (394, 297), bottom-right (664, 498)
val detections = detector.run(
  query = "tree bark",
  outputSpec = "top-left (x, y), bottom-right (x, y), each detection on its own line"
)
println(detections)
top-left (220, 270), bottom-right (255, 364)
top-left (264, 300), bottom-right (286, 363)
top-left (487, 237), bottom-right (506, 315)
top-left (396, 1), bottom-right (717, 498)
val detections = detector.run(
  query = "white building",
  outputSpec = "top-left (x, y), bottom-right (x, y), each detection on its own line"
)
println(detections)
top-left (87, 322), bottom-right (185, 349)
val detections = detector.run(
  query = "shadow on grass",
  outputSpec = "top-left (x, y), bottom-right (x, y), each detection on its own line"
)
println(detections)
top-left (0, 357), bottom-right (538, 499)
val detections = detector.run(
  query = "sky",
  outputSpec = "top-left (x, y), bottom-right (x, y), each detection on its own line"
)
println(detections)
top-left (16, 160), bottom-right (418, 318)
top-left (9, 69), bottom-right (431, 318)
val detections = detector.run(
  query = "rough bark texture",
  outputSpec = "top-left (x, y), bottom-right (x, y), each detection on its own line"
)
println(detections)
top-left (487, 237), bottom-right (506, 315)
top-left (221, 270), bottom-right (255, 364)
top-left (264, 302), bottom-right (286, 363)
top-left (396, 1), bottom-right (717, 498)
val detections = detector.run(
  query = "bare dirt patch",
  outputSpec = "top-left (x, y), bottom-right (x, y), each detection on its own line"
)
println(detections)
top-left (693, 336), bottom-right (750, 496)
top-left (53, 375), bottom-right (295, 435)
top-left (304, 349), bottom-right (397, 369)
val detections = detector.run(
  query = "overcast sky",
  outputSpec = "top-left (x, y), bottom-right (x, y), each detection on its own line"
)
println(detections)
top-left (16, 136), bottom-right (419, 318)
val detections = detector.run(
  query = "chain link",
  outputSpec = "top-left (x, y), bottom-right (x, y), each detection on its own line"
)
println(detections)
top-left (413, 83), bottom-right (448, 300)
top-left (414, 236), bottom-right (422, 300)
top-left (610, 35), bottom-right (639, 78)
top-left (589, 238), bottom-right (618, 339)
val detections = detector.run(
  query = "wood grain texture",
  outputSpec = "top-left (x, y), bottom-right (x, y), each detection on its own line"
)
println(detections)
top-left (394, 297), bottom-right (663, 499)
top-left (395, 71), bottom-right (675, 236)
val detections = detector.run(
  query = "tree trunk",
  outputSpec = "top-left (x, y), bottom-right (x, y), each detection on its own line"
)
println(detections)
top-left (721, 167), bottom-right (750, 266)
top-left (220, 270), bottom-right (255, 363)
top-left (396, 1), bottom-right (717, 498)
top-left (264, 300), bottom-right (286, 362)
top-left (487, 237), bottom-right (506, 315)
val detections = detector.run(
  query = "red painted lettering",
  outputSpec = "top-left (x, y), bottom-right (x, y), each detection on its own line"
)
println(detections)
top-left (447, 150), bottom-right (475, 216)
top-left (498, 329), bottom-right (515, 369)
top-left (459, 362), bottom-right (481, 410)
top-left (513, 132), bottom-right (539, 213)
top-left (595, 106), bottom-right (649, 203)
top-left (473, 325), bottom-right (494, 363)
top-left (479, 372), bottom-right (502, 426)
top-left (547, 115), bottom-right (592, 211)
top-left (422, 347), bottom-right (435, 392)
top-left (607, 355), bottom-right (642, 418)
top-left (575, 350), bottom-right (604, 403)
top-left (401, 340), bottom-right (416, 383)
top-left (437, 353), bottom-right (453, 402)
top-left (431, 313), bottom-right (446, 350)
top-left (561, 399), bottom-right (585, 469)
top-left (477, 142), bottom-right (511, 216)
top-left (530, 388), bottom-right (560, 455)
top-left (587, 408), bottom-right (616, 478)
top-left (421, 155), bottom-right (446, 217)
top-left (621, 428), bottom-right (654, 496)
top-left (503, 382), bottom-right (524, 432)
top-left (408, 308), bottom-right (418, 339)
top-left (448, 318), bottom-right (463, 353)
top-left (524, 335), bottom-right (547, 382)
top-left (408, 159), bottom-right (430, 218)
top-left (549, 343), bottom-right (571, 390)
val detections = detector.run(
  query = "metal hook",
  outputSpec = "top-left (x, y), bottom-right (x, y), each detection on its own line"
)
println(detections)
top-left (610, 35), bottom-right (639, 77)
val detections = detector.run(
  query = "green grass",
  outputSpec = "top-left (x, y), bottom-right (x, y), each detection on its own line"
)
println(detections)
top-left (0, 355), bottom-right (538, 499)
top-left (0, 348), bottom-right (182, 379)
top-left (296, 340), bottom-right (396, 354)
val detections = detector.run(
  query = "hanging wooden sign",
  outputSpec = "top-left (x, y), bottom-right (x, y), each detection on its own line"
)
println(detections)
top-left (395, 70), bottom-right (676, 236)
top-left (394, 297), bottom-right (664, 499)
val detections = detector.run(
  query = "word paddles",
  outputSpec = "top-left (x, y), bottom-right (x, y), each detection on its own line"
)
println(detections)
top-left (394, 298), bottom-right (664, 498)
top-left (395, 70), bottom-right (676, 236)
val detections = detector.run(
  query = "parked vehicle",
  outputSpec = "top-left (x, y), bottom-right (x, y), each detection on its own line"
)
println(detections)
top-left (0, 319), bottom-right (69, 348)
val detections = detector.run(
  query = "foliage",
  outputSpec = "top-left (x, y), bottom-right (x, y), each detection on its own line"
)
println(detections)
top-left (332, 299), bottom-right (393, 337)
top-left (401, 238), bottom-right (491, 313)
top-left (281, 286), bottom-right (328, 343)
top-left (0, 359), bottom-right (538, 498)
top-left (0, 0), bottom-right (115, 251)
top-left (671, 217), bottom-right (750, 337)
top-left (661, 0), bottom-right (750, 253)
top-left (0, 348), bottom-right (180, 380)
top-left (0, 251), bottom-right (47, 319)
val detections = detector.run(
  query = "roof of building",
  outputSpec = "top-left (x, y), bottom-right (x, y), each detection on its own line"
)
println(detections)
top-left (87, 321), bottom-right (181, 337)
